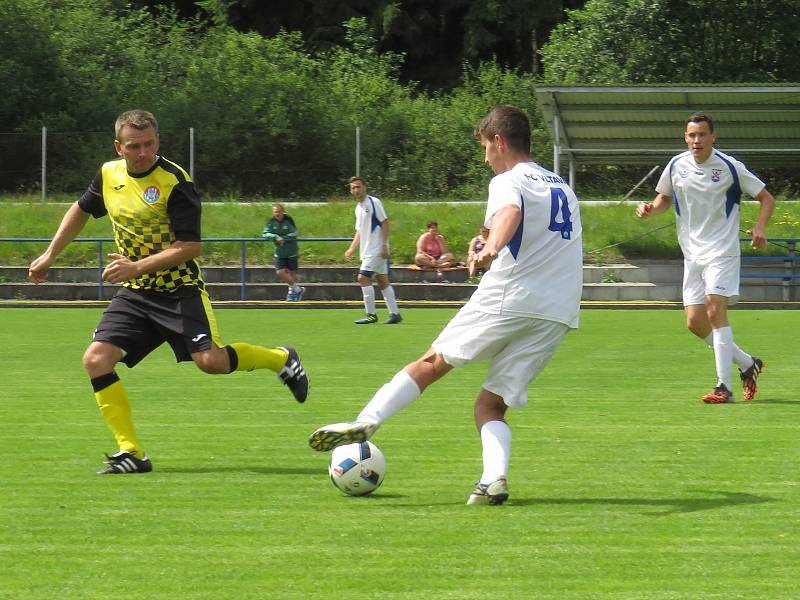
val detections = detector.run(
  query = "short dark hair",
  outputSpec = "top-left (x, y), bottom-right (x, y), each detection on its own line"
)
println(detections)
top-left (686, 112), bottom-right (714, 133)
top-left (115, 109), bottom-right (158, 141)
top-left (427, 220), bottom-right (438, 228)
top-left (349, 176), bottom-right (366, 185)
top-left (475, 105), bottom-right (531, 154)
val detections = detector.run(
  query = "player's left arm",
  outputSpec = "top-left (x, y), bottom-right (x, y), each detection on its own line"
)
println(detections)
top-left (475, 204), bottom-right (521, 263)
top-left (749, 187), bottom-right (776, 249)
top-left (103, 180), bottom-right (202, 283)
top-left (379, 218), bottom-right (390, 258)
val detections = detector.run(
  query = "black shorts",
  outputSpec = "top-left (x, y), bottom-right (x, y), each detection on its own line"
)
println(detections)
top-left (93, 286), bottom-right (219, 368)
top-left (275, 256), bottom-right (298, 272)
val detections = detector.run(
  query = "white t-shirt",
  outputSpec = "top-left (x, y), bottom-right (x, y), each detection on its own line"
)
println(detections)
top-left (354, 195), bottom-right (388, 259)
top-left (468, 161), bottom-right (583, 328)
top-left (656, 149), bottom-right (765, 261)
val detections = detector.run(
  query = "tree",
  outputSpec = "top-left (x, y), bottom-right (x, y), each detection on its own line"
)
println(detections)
top-left (148, 0), bottom-right (587, 88)
top-left (541, 0), bottom-right (800, 84)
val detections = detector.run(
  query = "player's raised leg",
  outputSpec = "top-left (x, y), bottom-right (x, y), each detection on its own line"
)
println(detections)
top-left (309, 350), bottom-right (449, 451)
top-left (195, 343), bottom-right (309, 403)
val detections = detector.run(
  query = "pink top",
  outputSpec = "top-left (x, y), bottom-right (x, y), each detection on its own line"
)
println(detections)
top-left (421, 233), bottom-right (444, 259)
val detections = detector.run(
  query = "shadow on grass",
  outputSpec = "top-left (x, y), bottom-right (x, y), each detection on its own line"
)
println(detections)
top-left (388, 490), bottom-right (775, 514)
top-left (157, 466), bottom-right (320, 475)
top-left (510, 490), bottom-right (775, 515)
top-left (751, 398), bottom-right (800, 405)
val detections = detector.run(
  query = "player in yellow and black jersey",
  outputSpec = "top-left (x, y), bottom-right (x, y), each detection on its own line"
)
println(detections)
top-left (29, 110), bottom-right (309, 475)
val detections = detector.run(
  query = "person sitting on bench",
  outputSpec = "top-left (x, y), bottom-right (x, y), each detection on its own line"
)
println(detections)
top-left (414, 221), bottom-right (456, 270)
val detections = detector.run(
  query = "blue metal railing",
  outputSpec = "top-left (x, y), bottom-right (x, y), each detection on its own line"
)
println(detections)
top-left (0, 236), bottom-right (351, 300)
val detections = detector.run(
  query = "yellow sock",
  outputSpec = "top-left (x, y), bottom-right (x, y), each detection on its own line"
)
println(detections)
top-left (229, 343), bottom-right (288, 372)
top-left (92, 374), bottom-right (143, 458)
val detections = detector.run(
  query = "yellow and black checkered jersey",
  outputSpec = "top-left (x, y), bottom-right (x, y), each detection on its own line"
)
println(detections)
top-left (78, 156), bottom-right (204, 292)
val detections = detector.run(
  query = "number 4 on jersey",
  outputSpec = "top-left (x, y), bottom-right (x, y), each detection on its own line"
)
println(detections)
top-left (548, 188), bottom-right (573, 240)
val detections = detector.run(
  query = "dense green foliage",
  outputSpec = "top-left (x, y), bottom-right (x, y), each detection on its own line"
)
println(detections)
top-left (142, 0), bottom-right (587, 87)
top-left (542, 0), bottom-right (800, 84)
top-left (1, 308), bottom-right (799, 598)
top-left (2, 0), bottom-right (800, 198)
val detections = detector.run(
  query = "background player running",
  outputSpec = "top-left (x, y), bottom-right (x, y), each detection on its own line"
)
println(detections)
top-left (636, 112), bottom-right (775, 403)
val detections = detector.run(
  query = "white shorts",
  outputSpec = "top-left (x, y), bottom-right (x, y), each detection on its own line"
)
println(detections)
top-left (682, 256), bottom-right (740, 306)
top-left (359, 255), bottom-right (389, 276)
top-left (431, 303), bottom-right (569, 408)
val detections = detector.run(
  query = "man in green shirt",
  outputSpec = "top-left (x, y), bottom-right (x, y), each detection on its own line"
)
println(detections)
top-left (262, 203), bottom-right (304, 301)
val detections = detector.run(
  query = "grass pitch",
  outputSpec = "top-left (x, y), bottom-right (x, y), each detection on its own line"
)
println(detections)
top-left (0, 308), bottom-right (798, 599)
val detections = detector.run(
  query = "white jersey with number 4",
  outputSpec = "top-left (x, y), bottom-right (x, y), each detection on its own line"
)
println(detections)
top-left (355, 195), bottom-right (388, 259)
top-left (468, 161), bottom-right (583, 328)
top-left (656, 149), bottom-right (765, 261)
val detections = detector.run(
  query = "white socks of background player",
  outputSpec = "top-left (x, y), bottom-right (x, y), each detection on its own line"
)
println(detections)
top-left (361, 285), bottom-right (376, 314)
top-left (380, 285), bottom-right (400, 315)
top-left (704, 328), bottom-right (754, 387)
top-left (480, 420), bottom-right (511, 485)
top-left (357, 370), bottom-right (420, 426)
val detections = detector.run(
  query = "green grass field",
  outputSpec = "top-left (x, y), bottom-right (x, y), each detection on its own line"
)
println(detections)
top-left (1, 308), bottom-right (798, 599)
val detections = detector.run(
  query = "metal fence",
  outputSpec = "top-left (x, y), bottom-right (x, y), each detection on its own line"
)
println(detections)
top-left (0, 236), bottom-right (351, 300)
top-left (0, 127), bottom-right (364, 199)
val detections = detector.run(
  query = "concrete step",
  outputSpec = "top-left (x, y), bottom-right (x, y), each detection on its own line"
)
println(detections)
top-left (0, 280), bottom-right (678, 302)
top-left (2, 261), bottom-right (795, 302)
top-left (1, 263), bottom-right (680, 284)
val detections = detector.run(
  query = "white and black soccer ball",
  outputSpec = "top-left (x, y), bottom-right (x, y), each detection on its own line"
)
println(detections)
top-left (329, 441), bottom-right (386, 496)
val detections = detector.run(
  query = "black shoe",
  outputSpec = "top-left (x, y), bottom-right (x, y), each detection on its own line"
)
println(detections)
top-left (355, 314), bottom-right (378, 324)
top-left (384, 313), bottom-right (402, 324)
top-left (278, 346), bottom-right (308, 403)
top-left (97, 450), bottom-right (152, 475)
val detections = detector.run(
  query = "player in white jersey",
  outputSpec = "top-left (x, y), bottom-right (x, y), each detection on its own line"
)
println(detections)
top-left (310, 106), bottom-right (583, 505)
top-left (636, 112), bottom-right (775, 403)
top-left (345, 176), bottom-right (402, 324)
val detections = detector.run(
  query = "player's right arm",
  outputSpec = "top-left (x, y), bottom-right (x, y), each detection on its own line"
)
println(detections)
top-left (345, 231), bottom-right (360, 260)
top-left (636, 193), bottom-right (672, 219)
top-left (29, 202), bottom-right (91, 283)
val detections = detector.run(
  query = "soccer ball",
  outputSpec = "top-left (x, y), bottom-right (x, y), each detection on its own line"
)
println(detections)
top-left (329, 441), bottom-right (386, 496)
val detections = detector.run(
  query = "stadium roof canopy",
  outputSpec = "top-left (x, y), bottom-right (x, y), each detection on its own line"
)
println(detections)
top-left (534, 85), bottom-right (800, 187)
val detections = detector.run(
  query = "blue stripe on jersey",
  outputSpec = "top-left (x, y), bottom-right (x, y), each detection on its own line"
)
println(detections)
top-left (369, 197), bottom-right (381, 231)
top-left (506, 196), bottom-right (525, 260)
top-left (715, 152), bottom-right (742, 218)
top-left (668, 155), bottom-right (681, 216)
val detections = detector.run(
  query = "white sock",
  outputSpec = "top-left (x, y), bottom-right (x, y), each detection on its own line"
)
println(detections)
top-left (703, 332), bottom-right (751, 370)
top-left (712, 326), bottom-right (734, 389)
top-left (380, 285), bottom-right (399, 315)
top-left (357, 370), bottom-right (420, 426)
top-left (361, 285), bottom-right (376, 314)
top-left (480, 420), bottom-right (511, 485)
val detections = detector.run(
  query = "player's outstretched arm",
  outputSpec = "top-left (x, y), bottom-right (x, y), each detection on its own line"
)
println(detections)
top-left (749, 188), bottom-right (776, 249)
top-left (345, 231), bottom-right (360, 260)
top-left (102, 241), bottom-right (201, 284)
top-left (635, 193), bottom-right (672, 219)
top-left (475, 204), bottom-right (521, 264)
top-left (29, 202), bottom-right (91, 283)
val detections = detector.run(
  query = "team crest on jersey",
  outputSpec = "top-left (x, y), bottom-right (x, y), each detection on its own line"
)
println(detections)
top-left (143, 186), bottom-right (161, 204)
top-left (678, 169), bottom-right (689, 179)
top-left (711, 169), bottom-right (722, 182)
